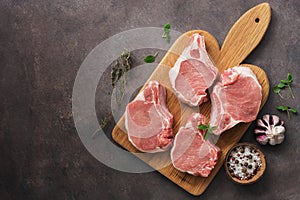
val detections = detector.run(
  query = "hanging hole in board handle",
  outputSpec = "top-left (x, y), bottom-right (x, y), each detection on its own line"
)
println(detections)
top-left (255, 18), bottom-right (260, 23)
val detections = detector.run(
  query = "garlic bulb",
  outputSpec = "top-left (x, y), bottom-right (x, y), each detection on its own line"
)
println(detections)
top-left (254, 114), bottom-right (285, 145)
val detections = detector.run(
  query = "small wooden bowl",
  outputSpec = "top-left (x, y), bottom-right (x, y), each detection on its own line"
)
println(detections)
top-left (225, 142), bottom-right (266, 184)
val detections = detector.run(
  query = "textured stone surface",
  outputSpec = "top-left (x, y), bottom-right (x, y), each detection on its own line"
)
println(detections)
top-left (1, 0), bottom-right (299, 199)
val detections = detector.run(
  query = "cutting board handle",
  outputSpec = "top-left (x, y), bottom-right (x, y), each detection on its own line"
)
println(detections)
top-left (217, 3), bottom-right (271, 69)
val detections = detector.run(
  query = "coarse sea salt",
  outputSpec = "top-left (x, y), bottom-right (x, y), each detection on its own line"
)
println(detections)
top-left (227, 145), bottom-right (262, 180)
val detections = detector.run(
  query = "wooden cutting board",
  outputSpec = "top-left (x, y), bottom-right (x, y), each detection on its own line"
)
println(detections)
top-left (112, 2), bottom-right (271, 196)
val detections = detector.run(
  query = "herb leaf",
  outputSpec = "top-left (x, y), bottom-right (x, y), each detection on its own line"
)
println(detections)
top-left (197, 124), bottom-right (207, 130)
top-left (204, 131), bottom-right (211, 140)
top-left (162, 23), bottom-right (171, 43)
top-left (277, 83), bottom-right (285, 88)
top-left (273, 72), bottom-right (295, 99)
top-left (281, 79), bottom-right (288, 84)
top-left (272, 86), bottom-right (283, 99)
top-left (291, 108), bottom-right (297, 113)
top-left (164, 23), bottom-right (171, 30)
top-left (272, 86), bottom-right (280, 93)
top-left (287, 73), bottom-right (293, 82)
top-left (277, 105), bottom-right (288, 111)
top-left (197, 124), bottom-right (216, 140)
top-left (144, 52), bottom-right (159, 63)
top-left (276, 105), bottom-right (297, 120)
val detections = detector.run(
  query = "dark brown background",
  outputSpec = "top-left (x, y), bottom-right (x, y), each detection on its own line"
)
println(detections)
top-left (1, 0), bottom-right (299, 199)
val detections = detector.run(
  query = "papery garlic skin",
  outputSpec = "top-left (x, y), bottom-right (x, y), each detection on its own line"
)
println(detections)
top-left (267, 126), bottom-right (285, 145)
top-left (256, 134), bottom-right (269, 145)
top-left (254, 114), bottom-right (285, 145)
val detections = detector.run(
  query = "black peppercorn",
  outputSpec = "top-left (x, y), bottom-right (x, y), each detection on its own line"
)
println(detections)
top-left (242, 167), bottom-right (247, 173)
top-left (240, 147), bottom-right (245, 153)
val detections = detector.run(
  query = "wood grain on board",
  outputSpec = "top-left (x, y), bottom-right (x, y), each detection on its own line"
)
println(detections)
top-left (112, 2), bottom-right (271, 196)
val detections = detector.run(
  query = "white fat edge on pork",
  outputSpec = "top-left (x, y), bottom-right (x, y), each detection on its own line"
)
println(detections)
top-left (209, 83), bottom-right (226, 135)
top-left (232, 66), bottom-right (262, 92)
top-left (168, 34), bottom-right (209, 107)
top-left (127, 132), bottom-right (171, 153)
top-left (170, 113), bottom-right (205, 164)
top-left (125, 80), bottom-right (158, 135)
top-left (171, 114), bottom-right (216, 175)
top-left (230, 66), bottom-right (263, 121)
top-left (151, 81), bottom-right (173, 131)
top-left (126, 108), bottom-right (172, 153)
top-left (124, 80), bottom-right (148, 137)
top-left (125, 81), bottom-right (173, 153)
top-left (168, 56), bottom-right (199, 106)
top-left (170, 127), bottom-right (190, 164)
top-left (170, 113), bottom-right (200, 163)
top-left (187, 113), bottom-right (219, 161)
top-left (224, 66), bottom-right (262, 119)
top-left (210, 68), bottom-right (243, 135)
top-left (210, 66), bottom-right (262, 135)
top-left (193, 35), bottom-right (218, 87)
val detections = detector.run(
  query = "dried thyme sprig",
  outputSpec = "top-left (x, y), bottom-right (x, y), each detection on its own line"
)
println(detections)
top-left (99, 113), bottom-right (113, 129)
top-left (110, 49), bottom-right (131, 105)
top-left (96, 49), bottom-right (131, 131)
top-left (111, 49), bottom-right (131, 87)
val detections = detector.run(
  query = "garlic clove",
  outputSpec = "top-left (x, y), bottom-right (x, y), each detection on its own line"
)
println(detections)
top-left (262, 114), bottom-right (270, 124)
top-left (276, 134), bottom-right (285, 144)
top-left (269, 138), bottom-right (277, 146)
top-left (256, 134), bottom-right (269, 145)
top-left (256, 118), bottom-right (269, 130)
top-left (254, 114), bottom-right (285, 145)
top-left (273, 126), bottom-right (285, 136)
top-left (271, 115), bottom-right (281, 126)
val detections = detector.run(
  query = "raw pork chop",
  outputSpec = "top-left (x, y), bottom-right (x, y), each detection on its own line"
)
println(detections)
top-left (210, 66), bottom-right (262, 135)
top-left (171, 113), bottom-right (221, 177)
top-left (169, 34), bottom-right (218, 107)
top-left (125, 80), bottom-right (174, 153)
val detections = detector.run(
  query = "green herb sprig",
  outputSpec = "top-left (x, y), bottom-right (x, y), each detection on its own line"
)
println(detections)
top-left (277, 105), bottom-right (297, 120)
top-left (144, 52), bottom-right (159, 63)
top-left (273, 73), bottom-right (295, 99)
top-left (197, 124), bottom-right (216, 140)
top-left (272, 86), bottom-right (283, 99)
top-left (162, 23), bottom-right (171, 43)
